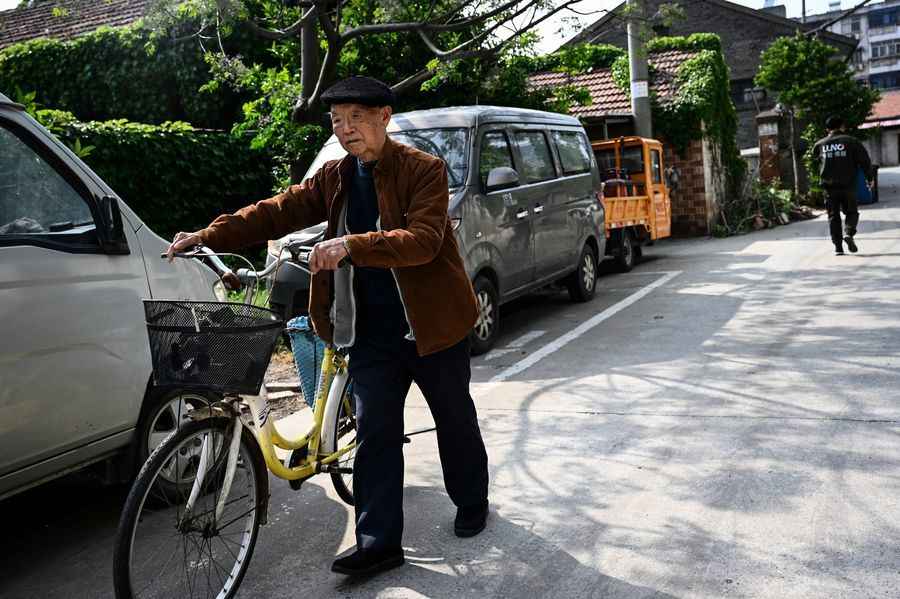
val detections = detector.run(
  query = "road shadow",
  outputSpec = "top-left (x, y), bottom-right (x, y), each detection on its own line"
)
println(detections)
top-left (331, 485), bottom-right (680, 599)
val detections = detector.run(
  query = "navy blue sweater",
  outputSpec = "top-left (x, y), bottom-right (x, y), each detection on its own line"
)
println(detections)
top-left (347, 159), bottom-right (408, 340)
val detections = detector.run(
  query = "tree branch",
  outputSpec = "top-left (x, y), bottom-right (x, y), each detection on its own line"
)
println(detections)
top-left (244, 6), bottom-right (316, 40)
top-left (339, 0), bottom-right (524, 43)
top-left (805, 0), bottom-right (875, 36)
top-left (292, 2), bottom-right (342, 121)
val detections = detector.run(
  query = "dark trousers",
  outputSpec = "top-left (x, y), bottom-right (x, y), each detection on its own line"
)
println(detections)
top-left (824, 187), bottom-right (860, 244)
top-left (348, 335), bottom-right (489, 551)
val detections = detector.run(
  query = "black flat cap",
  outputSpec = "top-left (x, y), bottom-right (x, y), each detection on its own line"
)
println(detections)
top-left (321, 76), bottom-right (395, 107)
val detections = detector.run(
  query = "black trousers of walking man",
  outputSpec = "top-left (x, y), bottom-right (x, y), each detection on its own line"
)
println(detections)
top-left (824, 187), bottom-right (859, 245)
top-left (348, 326), bottom-right (489, 551)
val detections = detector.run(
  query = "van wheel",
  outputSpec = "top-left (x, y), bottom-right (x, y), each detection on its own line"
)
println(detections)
top-left (470, 276), bottom-right (499, 356)
top-left (615, 231), bottom-right (636, 273)
top-left (136, 389), bottom-right (219, 487)
top-left (567, 243), bottom-right (598, 302)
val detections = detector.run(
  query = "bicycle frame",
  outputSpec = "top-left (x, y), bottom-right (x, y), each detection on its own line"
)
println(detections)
top-left (169, 244), bottom-right (357, 505)
top-left (241, 345), bottom-right (355, 481)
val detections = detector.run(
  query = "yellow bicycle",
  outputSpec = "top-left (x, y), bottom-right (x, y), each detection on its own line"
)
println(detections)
top-left (113, 244), bottom-right (359, 598)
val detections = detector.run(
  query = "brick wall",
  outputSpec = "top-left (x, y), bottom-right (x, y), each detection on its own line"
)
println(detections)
top-left (664, 138), bottom-right (712, 236)
top-left (661, 134), bottom-right (726, 237)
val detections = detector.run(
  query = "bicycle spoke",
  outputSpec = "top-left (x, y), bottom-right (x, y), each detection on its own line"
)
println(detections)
top-left (217, 534), bottom-right (242, 563)
top-left (187, 492), bottom-right (251, 523)
top-left (204, 536), bottom-right (214, 599)
top-left (216, 505), bottom-right (258, 533)
top-left (209, 552), bottom-right (230, 596)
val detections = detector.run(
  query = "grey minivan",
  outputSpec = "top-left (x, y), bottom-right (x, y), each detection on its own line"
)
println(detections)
top-left (0, 92), bottom-right (223, 499)
top-left (268, 106), bottom-right (606, 354)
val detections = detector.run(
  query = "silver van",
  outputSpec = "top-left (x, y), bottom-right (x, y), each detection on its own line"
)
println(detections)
top-left (268, 106), bottom-right (606, 354)
top-left (0, 92), bottom-right (222, 499)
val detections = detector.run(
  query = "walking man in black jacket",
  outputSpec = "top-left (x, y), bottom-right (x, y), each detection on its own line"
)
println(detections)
top-left (812, 116), bottom-right (873, 255)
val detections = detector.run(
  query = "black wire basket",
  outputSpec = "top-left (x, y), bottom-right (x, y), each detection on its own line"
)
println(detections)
top-left (144, 300), bottom-right (283, 395)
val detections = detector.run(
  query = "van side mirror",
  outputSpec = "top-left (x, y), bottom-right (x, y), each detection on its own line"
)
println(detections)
top-left (96, 195), bottom-right (130, 254)
top-left (485, 167), bottom-right (519, 193)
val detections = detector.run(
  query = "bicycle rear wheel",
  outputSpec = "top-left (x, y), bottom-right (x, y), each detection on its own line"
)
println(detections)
top-left (113, 417), bottom-right (267, 599)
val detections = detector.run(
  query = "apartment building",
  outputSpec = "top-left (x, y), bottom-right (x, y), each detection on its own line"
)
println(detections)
top-left (803, 1), bottom-right (900, 89)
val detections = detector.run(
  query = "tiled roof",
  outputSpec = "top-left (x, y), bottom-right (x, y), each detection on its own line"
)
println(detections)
top-left (0, 0), bottom-right (149, 50)
top-left (867, 89), bottom-right (900, 122)
top-left (528, 49), bottom-right (697, 119)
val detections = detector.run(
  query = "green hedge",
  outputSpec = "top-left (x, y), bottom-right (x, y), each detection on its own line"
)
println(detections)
top-left (36, 110), bottom-right (275, 239)
top-left (1, 26), bottom-right (246, 128)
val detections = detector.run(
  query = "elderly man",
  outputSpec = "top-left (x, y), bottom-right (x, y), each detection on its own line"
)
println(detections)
top-left (167, 76), bottom-right (490, 576)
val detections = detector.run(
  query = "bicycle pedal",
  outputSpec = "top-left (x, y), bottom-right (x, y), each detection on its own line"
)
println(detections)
top-left (324, 465), bottom-right (353, 475)
top-left (287, 446), bottom-right (310, 491)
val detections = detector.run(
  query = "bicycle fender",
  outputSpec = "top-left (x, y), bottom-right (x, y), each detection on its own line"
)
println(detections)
top-left (320, 370), bottom-right (351, 453)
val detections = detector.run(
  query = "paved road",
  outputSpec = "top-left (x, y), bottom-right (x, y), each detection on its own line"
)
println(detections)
top-left (4, 171), bottom-right (900, 598)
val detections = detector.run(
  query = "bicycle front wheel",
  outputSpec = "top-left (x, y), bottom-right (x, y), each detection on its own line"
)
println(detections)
top-left (113, 416), bottom-right (267, 599)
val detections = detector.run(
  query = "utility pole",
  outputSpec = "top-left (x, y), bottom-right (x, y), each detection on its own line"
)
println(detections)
top-left (627, 0), bottom-right (652, 138)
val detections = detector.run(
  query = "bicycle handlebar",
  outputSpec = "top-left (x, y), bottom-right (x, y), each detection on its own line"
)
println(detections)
top-left (162, 241), bottom-right (348, 305)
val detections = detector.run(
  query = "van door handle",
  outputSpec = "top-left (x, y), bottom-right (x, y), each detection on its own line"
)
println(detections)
top-left (533, 205), bottom-right (544, 214)
top-left (516, 210), bottom-right (529, 219)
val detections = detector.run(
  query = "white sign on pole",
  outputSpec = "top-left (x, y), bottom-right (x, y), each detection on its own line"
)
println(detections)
top-left (631, 81), bottom-right (649, 98)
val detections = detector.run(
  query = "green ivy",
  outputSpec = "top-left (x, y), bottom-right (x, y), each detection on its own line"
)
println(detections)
top-left (0, 25), bottom-right (248, 128)
top-left (35, 110), bottom-right (275, 239)
top-left (610, 35), bottom-right (745, 197)
top-left (645, 33), bottom-right (723, 54)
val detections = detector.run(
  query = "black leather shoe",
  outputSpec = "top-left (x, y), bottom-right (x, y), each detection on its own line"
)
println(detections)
top-left (455, 501), bottom-right (489, 538)
top-left (331, 547), bottom-right (404, 576)
top-left (835, 243), bottom-right (844, 255)
top-left (844, 235), bottom-right (858, 253)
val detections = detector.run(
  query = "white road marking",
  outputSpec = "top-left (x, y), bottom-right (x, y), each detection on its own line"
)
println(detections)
top-left (484, 330), bottom-right (547, 360)
top-left (488, 271), bottom-right (682, 383)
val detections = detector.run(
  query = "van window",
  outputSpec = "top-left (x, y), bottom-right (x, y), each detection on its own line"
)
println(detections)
top-left (0, 125), bottom-right (93, 237)
top-left (553, 131), bottom-right (592, 175)
top-left (479, 131), bottom-right (515, 190)
top-left (650, 149), bottom-right (662, 183)
top-left (304, 129), bottom-right (470, 188)
top-left (514, 131), bottom-right (556, 183)
top-left (390, 128), bottom-right (469, 188)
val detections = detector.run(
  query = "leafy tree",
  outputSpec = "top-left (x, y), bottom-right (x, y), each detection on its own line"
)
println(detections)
top-left (146, 0), bottom-right (601, 122)
top-left (755, 33), bottom-right (880, 193)
top-left (756, 33), bottom-right (878, 133)
top-left (143, 0), bottom-right (606, 187)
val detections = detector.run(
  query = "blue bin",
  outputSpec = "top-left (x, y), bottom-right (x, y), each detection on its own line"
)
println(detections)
top-left (286, 316), bottom-right (325, 407)
top-left (857, 168), bottom-right (875, 205)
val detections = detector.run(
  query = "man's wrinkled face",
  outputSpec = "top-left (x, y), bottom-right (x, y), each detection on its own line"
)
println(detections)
top-left (330, 103), bottom-right (391, 160)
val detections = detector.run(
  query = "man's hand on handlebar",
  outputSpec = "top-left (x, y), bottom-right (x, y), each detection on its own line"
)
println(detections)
top-left (166, 232), bottom-right (202, 262)
top-left (309, 237), bottom-right (350, 273)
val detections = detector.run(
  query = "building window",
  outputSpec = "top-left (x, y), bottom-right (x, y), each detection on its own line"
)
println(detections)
top-left (869, 9), bottom-right (899, 28)
top-left (871, 40), bottom-right (900, 59)
top-left (870, 70), bottom-right (900, 89)
top-left (852, 16), bottom-right (861, 32)
top-left (743, 87), bottom-right (765, 105)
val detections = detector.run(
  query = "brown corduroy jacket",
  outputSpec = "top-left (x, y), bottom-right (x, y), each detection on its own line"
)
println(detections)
top-left (197, 137), bottom-right (479, 356)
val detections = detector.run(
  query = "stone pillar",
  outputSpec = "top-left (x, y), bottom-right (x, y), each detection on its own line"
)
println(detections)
top-left (757, 110), bottom-right (781, 184)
